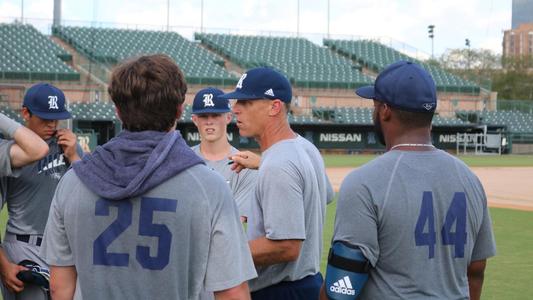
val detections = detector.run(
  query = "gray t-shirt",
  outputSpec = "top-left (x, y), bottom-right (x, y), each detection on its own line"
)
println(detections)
top-left (4, 138), bottom-right (82, 235)
top-left (247, 135), bottom-right (331, 291)
top-left (41, 164), bottom-right (257, 300)
top-left (333, 149), bottom-right (496, 299)
top-left (0, 139), bottom-right (15, 177)
top-left (192, 145), bottom-right (257, 218)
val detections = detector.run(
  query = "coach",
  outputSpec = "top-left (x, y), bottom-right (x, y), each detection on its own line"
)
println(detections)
top-left (221, 67), bottom-right (334, 300)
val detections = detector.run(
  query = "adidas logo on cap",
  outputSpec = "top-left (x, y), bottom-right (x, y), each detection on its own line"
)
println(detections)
top-left (264, 88), bottom-right (275, 97)
top-left (329, 276), bottom-right (356, 296)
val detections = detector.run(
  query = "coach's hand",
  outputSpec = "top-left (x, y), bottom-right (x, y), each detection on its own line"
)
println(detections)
top-left (0, 261), bottom-right (27, 293)
top-left (56, 129), bottom-right (81, 163)
top-left (230, 151), bottom-right (261, 173)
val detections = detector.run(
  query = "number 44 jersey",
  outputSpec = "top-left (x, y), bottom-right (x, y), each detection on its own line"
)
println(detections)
top-left (332, 149), bottom-right (496, 299)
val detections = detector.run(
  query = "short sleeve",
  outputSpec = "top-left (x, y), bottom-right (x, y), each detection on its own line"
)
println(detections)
top-left (0, 140), bottom-right (17, 177)
top-left (232, 168), bottom-right (258, 218)
top-left (204, 181), bottom-right (257, 291)
top-left (332, 172), bottom-right (380, 266)
top-left (471, 204), bottom-right (496, 261)
top-left (258, 162), bottom-right (305, 240)
top-left (41, 174), bottom-right (75, 266)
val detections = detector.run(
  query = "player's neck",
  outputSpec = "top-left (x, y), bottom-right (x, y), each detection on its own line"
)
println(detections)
top-left (200, 139), bottom-right (232, 161)
top-left (257, 120), bottom-right (296, 152)
top-left (386, 128), bottom-right (432, 151)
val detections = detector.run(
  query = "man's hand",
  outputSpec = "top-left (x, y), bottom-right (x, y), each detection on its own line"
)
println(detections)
top-left (56, 129), bottom-right (81, 163)
top-left (0, 253), bottom-right (27, 293)
top-left (229, 151), bottom-right (261, 174)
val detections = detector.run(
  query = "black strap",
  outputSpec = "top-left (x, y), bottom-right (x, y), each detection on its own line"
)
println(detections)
top-left (328, 248), bottom-right (370, 273)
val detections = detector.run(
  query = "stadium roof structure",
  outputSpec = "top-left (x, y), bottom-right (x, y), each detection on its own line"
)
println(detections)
top-left (0, 23), bottom-right (80, 81)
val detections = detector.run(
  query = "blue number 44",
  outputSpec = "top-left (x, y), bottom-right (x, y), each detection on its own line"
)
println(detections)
top-left (415, 192), bottom-right (467, 259)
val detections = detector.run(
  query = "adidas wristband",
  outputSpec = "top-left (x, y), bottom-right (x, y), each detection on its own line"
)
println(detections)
top-left (0, 112), bottom-right (22, 138)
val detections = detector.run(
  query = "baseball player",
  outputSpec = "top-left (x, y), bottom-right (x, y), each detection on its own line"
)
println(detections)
top-left (41, 54), bottom-right (256, 299)
top-left (191, 87), bottom-right (257, 223)
top-left (0, 83), bottom-right (82, 300)
top-left (0, 111), bottom-right (48, 176)
top-left (321, 61), bottom-right (496, 300)
top-left (220, 67), bottom-right (334, 299)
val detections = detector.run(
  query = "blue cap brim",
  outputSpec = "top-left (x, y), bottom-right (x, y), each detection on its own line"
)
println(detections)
top-left (355, 85), bottom-right (375, 99)
top-left (219, 90), bottom-right (264, 100)
top-left (32, 110), bottom-right (72, 120)
top-left (192, 108), bottom-right (231, 114)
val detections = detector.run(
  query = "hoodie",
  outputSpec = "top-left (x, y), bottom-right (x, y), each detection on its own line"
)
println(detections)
top-left (73, 130), bottom-right (204, 201)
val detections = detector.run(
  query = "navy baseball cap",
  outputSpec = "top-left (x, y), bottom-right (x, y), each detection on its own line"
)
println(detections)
top-left (219, 67), bottom-right (292, 103)
top-left (192, 87), bottom-right (231, 114)
top-left (23, 83), bottom-right (72, 120)
top-left (356, 61), bottom-right (437, 112)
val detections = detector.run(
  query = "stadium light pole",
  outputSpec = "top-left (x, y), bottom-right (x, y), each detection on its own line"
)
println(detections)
top-left (428, 25), bottom-right (435, 59)
top-left (166, 0), bottom-right (170, 31)
top-left (200, 0), bottom-right (204, 33)
top-left (327, 0), bottom-right (330, 39)
top-left (465, 38), bottom-right (471, 70)
top-left (297, 0), bottom-right (300, 37)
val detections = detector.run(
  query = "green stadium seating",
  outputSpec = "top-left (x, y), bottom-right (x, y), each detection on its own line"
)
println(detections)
top-left (0, 106), bottom-right (23, 123)
top-left (69, 102), bottom-right (116, 121)
top-left (0, 23), bottom-right (79, 81)
top-left (195, 33), bottom-right (372, 89)
top-left (324, 39), bottom-right (480, 94)
top-left (53, 26), bottom-right (236, 86)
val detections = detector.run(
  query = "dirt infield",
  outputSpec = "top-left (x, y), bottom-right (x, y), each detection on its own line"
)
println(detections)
top-left (326, 167), bottom-right (533, 211)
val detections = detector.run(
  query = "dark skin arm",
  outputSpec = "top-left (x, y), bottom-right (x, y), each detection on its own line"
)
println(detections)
top-left (468, 259), bottom-right (487, 300)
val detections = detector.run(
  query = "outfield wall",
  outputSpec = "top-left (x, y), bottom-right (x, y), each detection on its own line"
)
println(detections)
top-left (176, 122), bottom-right (485, 152)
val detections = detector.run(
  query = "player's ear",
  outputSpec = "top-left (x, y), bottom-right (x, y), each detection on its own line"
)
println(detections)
top-left (114, 106), bottom-right (122, 122)
top-left (381, 103), bottom-right (392, 121)
top-left (268, 99), bottom-right (283, 116)
top-left (21, 107), bottom-right (31, 122)
top-left (176, 103), bottom-right (184, 120)
top-left (191, 114), bottom-right (199, 126)
top-left (225, 112), bottom-right (232, 124)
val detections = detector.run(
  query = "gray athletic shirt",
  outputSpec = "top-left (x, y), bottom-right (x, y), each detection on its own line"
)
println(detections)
top-left (4, 138), bottom-right (82, 235)
top-left (41, 164), bottom-right (257, 300)
top-left (191, 145), bottom-right (257, 218)
top-left (333, 149), bottom-right (496, 299)
top-left (0, 139), bottom-right (15, 177)
top-left (248, 135), bottom-right (333, 291)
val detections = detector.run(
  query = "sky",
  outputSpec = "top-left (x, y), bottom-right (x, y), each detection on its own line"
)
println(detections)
top-left (0, 0), bottom-right (512, 58)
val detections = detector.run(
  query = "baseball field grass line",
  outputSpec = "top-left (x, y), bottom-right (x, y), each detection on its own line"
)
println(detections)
top-left (323, 154), bottom-right (533, 168)
top-left (320, 202), bottom-right (533, 299)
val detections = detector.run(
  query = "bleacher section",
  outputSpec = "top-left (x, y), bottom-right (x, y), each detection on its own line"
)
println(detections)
top-left (0, 106), bottom-right (23, 123)
top-left (479, 111), bottom-right (533, 133)
top-left (324, 39), bottom-right (480, 94)
top-left (195, 33), bottom-right (372, 89)
top-left (0, 24), bottom-right (79, 81)
top-left (69, 102), bottom-right (116, 121)
top-left (53, 26), bottom-right (236, 85)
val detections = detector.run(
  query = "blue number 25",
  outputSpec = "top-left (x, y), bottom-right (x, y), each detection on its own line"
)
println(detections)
top-left (414, 192), bottom-right (467, 259)
top-left (93, 197), bottom-right (177, 270)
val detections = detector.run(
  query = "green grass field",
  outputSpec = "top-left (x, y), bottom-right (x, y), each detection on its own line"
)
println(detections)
top-left (323, 154), bottom-right (533, 168)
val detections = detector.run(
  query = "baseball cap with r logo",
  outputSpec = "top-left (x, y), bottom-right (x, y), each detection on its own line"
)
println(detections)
top-left (23, 83), bottom-right (72, 120)
top-left (192, 87), bottom-right (231, 114)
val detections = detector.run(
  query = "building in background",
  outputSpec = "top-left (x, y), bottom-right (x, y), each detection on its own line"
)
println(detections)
top-left (503, 23), bottom-right (533, 57)
top-left (512, 0), bottom-right (533, 29)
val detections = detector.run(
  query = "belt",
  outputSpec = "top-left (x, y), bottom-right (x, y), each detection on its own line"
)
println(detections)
top-left (16, 235), bottom-right (42, 247)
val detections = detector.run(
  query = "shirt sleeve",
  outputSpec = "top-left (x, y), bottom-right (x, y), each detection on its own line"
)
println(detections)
top-left (40, 174), bottom-right (75, 266)
top-left (332, 171), bottom-right (380, 266)
top-left (232, 169), bottom-right (258, 218)
top-left (0, 139), bottom-right (18, 177)
top-left (471, 203), bottom-right (497, 261)
top-left (326, 175), bottom-right (335, 204)
top-left (258, 162), bottom-right (306, 240)
top-left (204, 180), bottom-right (257, 292)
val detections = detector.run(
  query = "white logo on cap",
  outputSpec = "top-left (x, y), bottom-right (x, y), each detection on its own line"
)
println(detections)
top-left (236, 73), bottom-right (247, 89)
top-left (423, 103), bottom-right (434, 110)
top-left (203, 94), bottom-right (215, 107)
top-left (48, 96), bottom-right (59, 110)
top-left (264, 88), bottom-right (275, 97)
